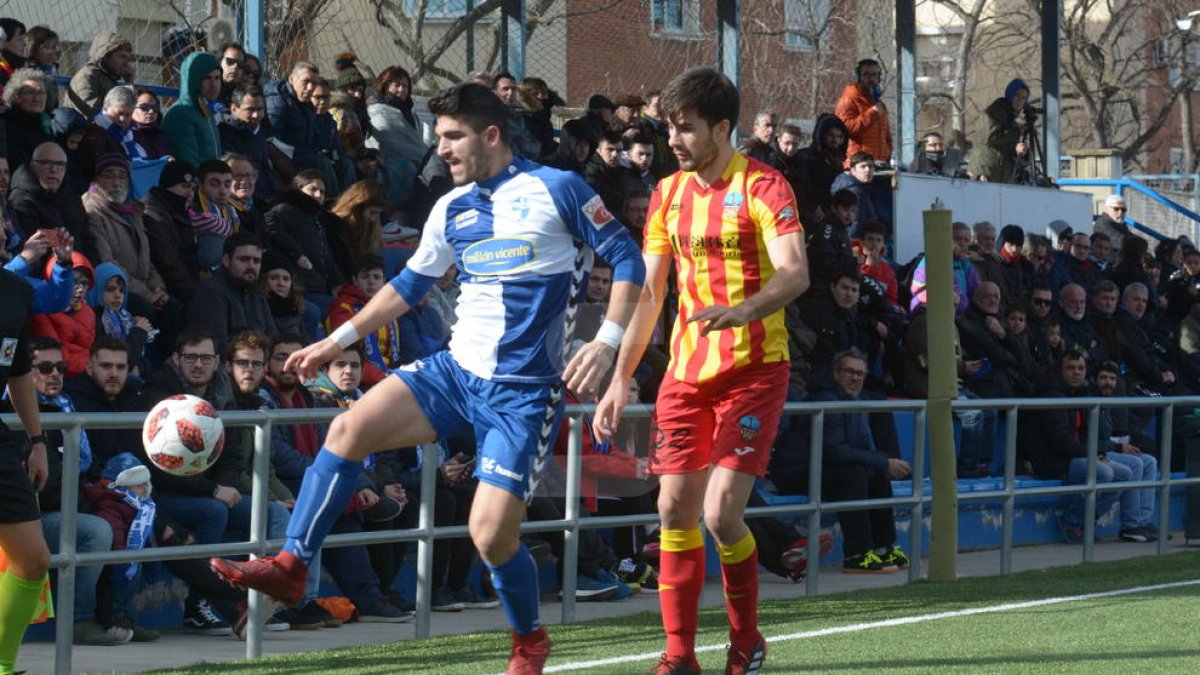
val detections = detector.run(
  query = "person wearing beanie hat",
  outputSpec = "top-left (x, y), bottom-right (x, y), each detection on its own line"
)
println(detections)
top-left (996, 224), bottom-right (1032, 302)
top-left (969, 77), bottom-right (1032, 184)
top-left (158, 159), bottom-right (197, 190)
top-left (81, 151), bottom-right (171, 312)
top-left (333, 52), bottom-right (371, 140)
top-left (260, 248), bottom-right (307, 336)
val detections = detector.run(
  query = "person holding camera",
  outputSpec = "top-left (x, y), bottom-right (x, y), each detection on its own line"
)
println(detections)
top-left (970, 78), bottom-right (1034, 184)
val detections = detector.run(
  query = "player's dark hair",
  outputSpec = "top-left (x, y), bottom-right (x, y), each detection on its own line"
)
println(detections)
top-left (859, 219), bottom-right (887, 239)
top-left (658, 67), bottom-right (739, 131)
top-left (428, 82), bottom-right (510, 143)
top-left (175, 325), bottom-right (218, 354)
top-left (271, 332), bottom-right (311, 354)
top-left (1095, 360), bottom-right (1121, 378)
top-left (230, 84), bottom-right (264, 107)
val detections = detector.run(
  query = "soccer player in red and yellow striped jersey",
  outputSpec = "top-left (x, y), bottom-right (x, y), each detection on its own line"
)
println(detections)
top-left (595, 68), bottom-right (809, 675)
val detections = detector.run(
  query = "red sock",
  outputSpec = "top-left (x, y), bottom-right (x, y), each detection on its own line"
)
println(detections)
top-left (658, 528), bottom-right (706, 660)
top-left (719, 531), bottom-right (760, 648)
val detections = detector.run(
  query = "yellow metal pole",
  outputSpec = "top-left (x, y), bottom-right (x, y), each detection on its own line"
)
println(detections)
top-left (924, 202), bottom-right (958, 581)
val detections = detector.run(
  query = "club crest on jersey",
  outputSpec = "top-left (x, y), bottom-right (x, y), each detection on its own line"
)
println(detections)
top-left (723, 192), bottom-right (744, 218)
top-left (582, 194), bottom-right (614, 229)
top-left (739, 415), bottom-right (761, 441)
top-left (778, 205), bottom-right (796, 222)
top-left (511, 196), bottom-right (531, 221)
top-left (454, 209), bottom-right (480, 229)
top-left (462, 237), bottom-right (536, 275)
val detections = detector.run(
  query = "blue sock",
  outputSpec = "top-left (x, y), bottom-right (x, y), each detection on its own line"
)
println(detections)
top-left (282, 449), bottom-right (363, 566)
top-left (487, 542), bottom-right (541, 634)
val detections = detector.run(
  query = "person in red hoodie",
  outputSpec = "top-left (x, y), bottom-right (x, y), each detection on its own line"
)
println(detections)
top-left (834, 59), bottom-right (893, 167)
top-left (324, 254), bottom-right (400, 387)
top-left (29, 250), bottom-right (94, 378)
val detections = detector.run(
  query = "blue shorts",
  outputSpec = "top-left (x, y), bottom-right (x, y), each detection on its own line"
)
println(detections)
top-left (392, 351), bottom-right (564, 501)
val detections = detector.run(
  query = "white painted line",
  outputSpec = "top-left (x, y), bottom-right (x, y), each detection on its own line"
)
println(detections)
top-left (532, 578), bottom-right (1200, 673)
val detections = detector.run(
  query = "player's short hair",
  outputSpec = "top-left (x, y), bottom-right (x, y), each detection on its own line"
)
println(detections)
top-left (779, 123), bottom-right (803, 138)
top-left (271, 332), bottom-right (311, 354)
top-left (428, 82), bottom-right (510, 143)
top-left (658, 67), bottom-right (739, 132)
top-left (832, 189), bottom-right (858, 208)
top-left (833, 347), bottom-right (868, 370)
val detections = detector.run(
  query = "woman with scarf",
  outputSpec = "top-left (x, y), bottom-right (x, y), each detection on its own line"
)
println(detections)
top-left (365, 65), bottom-right (426, 212)
top-left (129, 89), bottom-right (171, 159)
top-left (259, 250), bottom-right (310, 338)
top-left (1, 67), bottom-right (53, 172)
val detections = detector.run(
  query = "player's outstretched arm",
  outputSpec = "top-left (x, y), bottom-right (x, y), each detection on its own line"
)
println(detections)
top-left (690, 231), bottom-right (809, 333)
top-left (593, 252), bottom-right (672, 441)
top-left (287, 284), bottom-right (414, 381)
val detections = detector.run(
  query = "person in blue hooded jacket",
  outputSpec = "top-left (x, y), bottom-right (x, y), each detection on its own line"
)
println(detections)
top-left (89, 262), bottom-right (153, 374)
top-left (161, 51), bottom-right (222, 167)
top-left (969, 78), bottom-right (1031, 184)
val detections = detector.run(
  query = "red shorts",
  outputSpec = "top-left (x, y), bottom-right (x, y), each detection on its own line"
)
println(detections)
top-left (649, 360), bottom-right (789, 477)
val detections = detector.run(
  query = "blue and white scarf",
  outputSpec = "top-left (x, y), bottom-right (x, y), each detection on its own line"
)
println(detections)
top-left (93, 111), bottom-right (148, 161)
top-left (110, 485), bottom-right (156, 582)
top-left (33, 392), bottom-right (92, 472)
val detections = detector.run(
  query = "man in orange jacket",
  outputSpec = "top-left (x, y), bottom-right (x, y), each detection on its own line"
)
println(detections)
top-left (834, 59), bottom-right (892, 167)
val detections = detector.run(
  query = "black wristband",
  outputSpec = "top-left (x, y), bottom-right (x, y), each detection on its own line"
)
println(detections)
top-left (27, 434), bottom-right (49, 448)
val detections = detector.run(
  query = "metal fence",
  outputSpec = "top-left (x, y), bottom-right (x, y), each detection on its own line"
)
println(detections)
top-left (7, 394), bottom-right (1200, 675)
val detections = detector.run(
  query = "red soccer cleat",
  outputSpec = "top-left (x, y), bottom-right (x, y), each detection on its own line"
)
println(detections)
top-left (650, 653), bottom-right (701, 674)
top-left (210, 551), bottom-right (307, 607)
top-left (780, 533), bottom-right (835, 582)
top-left (508, 626), bottom-right (552, 674)
top-left (725, 639), bottom-right (767, 674)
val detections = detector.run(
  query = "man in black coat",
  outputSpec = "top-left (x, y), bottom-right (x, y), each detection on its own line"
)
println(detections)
top-left (792, 113), bottom-right (849, 228)
top-left (65, 338), bottom-right (147, 480)
top-left (143, 161), bottom-right (202, 302)
top-left (9, 142), bottom-right (88, 243)
top-left (184, 232), bottom-right (277, 349)
top-left (957, 282), bottom-right (1028, 397)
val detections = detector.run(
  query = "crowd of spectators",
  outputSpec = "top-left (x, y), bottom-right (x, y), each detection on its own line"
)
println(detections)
top-left (0, 17), bottom-right (1184, 640)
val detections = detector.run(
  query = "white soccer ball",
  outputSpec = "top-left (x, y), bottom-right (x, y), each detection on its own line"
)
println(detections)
top-left (142, 394), bottom-right (226, 476)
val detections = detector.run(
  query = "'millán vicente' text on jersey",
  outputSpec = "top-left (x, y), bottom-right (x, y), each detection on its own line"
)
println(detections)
top-left (645, 152), bottom-right (803, 384)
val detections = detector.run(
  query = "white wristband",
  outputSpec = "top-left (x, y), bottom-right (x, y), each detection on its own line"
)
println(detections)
top-left (594, 320), bottom-right (625, 349)
top-left (329, 322), bottom-right (361, 349)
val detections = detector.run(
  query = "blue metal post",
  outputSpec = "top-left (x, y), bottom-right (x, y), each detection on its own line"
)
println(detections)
top-left (896, 0), bottom-right (917, 167)
top-left (502, 0), bottom-right (526, 80)
top-left (1041, 0), bottom-right (1061, 179)
top-left (245, 0), bottom-right (265, 60)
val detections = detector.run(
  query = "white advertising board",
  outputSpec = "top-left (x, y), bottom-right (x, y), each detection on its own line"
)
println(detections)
top-left (891, 173), bottom-right (1094, 262)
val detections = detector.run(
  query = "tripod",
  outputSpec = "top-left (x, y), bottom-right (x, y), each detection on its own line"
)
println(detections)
top-left (1009, 108), bottom-right (1050, 186)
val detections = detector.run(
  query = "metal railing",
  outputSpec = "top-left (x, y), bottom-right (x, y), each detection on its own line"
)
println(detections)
top-left (6, 394), bottom-right (1200, 675)
top-left (1058, 176), bottom-right (1200, 243)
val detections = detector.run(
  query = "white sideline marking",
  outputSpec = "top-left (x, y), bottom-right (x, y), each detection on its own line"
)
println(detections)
top-left (535, 579), bottom-right (1200, 673)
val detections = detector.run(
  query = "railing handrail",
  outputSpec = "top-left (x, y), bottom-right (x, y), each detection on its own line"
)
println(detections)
top-left (15, 394), bottom-right (1189, 674)
top-left (1058, 176), bottom-right (1200, 236)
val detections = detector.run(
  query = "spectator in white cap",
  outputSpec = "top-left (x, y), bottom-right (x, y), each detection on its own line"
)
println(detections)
top-left (1092, 194), bottom-right (1133, 261)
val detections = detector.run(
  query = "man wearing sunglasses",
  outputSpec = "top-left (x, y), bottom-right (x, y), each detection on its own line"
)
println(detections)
top-left (13, 336), bottom-right (135, 645)
top-left (217, 42), bottom-right (246, 109)
top-left (1092, 194), bottom-right (1132, 262)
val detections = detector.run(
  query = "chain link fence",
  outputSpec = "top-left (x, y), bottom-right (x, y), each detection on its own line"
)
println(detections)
top-left (1126, 174), bottom-right (1200, 243)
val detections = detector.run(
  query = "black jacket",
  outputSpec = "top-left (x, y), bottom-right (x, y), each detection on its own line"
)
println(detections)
top-left (264, 191), bottom-right (346, 294)
top-left (218, 121), bottom-right (278, 201)
top-left (956, 303), bottom-right (1025, 397)
top-left (2, 108), bottom-right (53, 173)
top-left (9, 162), bottom-right (89, 243)
top-left (1021, 369), bottom-right (1094, 479)
top-left (185, 268), bottom-right (278, 349)
top-left (143, 186), bottom-right (201, 302)
top-left (64, 374), bottom-right (147, 482)
top-left (792, 113), bottom-right (849, 227)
